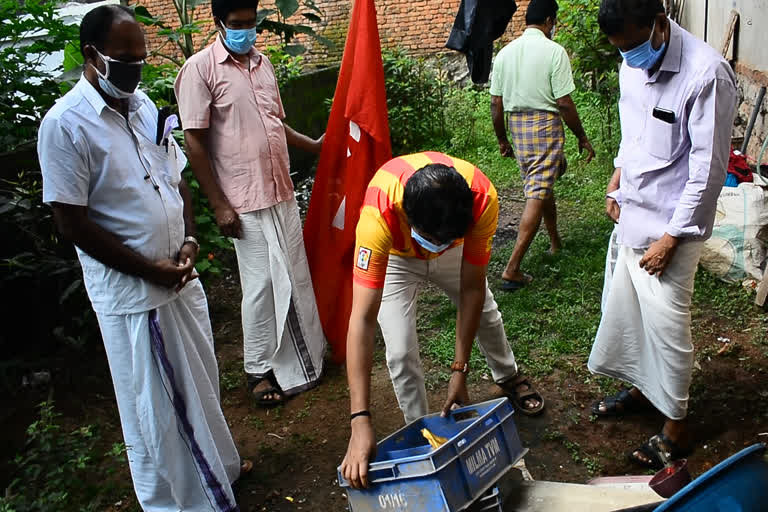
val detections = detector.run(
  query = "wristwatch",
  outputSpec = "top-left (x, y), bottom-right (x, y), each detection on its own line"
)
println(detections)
top-left (450, 361), bottom-right (470, 374)
top-left (183, 235), bottom-right (200, 254)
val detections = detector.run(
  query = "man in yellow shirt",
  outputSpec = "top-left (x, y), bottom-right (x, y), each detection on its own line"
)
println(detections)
top-left (490, 0), bottom-right (594, 290)
top-left (340, 152), bottom-right (544, 489)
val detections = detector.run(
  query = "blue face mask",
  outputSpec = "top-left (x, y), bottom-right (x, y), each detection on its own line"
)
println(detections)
top-left (221, 25), bottom-right (258, 55)
top-left (620, 21), bottom-right (666, 70)
top-left (411, 228), bottom-right (453, 253)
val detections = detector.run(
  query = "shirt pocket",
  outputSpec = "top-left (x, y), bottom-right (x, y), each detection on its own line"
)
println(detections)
top-left (146, 143), bottom-right (180, 188)
top-left (644, 111), bottom-right (683, 161)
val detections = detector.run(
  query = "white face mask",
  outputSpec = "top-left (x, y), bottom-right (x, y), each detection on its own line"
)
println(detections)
top-left (411, 228), bottom-right (453, 253)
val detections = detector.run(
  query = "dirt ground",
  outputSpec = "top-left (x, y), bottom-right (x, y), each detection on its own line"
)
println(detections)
top-left (2, 191), bottom-right (768, 511)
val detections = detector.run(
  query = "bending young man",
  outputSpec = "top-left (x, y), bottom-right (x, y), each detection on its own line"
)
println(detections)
top-left (341, 152), bottom-right (545, 488)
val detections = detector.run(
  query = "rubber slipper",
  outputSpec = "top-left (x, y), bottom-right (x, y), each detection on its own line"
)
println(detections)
top-left (591, 387), bottom-right (651, 417)
top-left (248, 371), bottom-right (285, 408)
top-left (500, 273), bottom-right (533, 292)
top-left (629, 433), bottom-right (693, 470)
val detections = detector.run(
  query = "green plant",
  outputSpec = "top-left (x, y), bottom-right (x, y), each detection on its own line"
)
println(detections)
top-left (256, 0), bottom-right (331, 55)
top-left (382, 48), bottom-right (449, 154)
top-left (0, 0), bottom-right (79, 152)
top-left (219, 362), bottom-right (242, 391)
top-left (141, 62), bottom-right (179, 108)
top-left (263, 44), bottom-right (305, 87)
top-left (555, 0), bottom-right (620, 142)
top-left (0, 401), bottom-right (127, 511)
top-left (0, 172), bottom-right (99, 353)
top-left (442, 87), bottom-right (495, 152)
top-left (183, 167), bottom-right (232, 275)
top-left (136, 0), bottom-right (330, 66)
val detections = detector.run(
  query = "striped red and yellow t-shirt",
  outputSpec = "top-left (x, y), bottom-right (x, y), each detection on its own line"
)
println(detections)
top-left (353, 152), bottom-right (498, 289)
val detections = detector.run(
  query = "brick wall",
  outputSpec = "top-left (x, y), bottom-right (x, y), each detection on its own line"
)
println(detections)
top-left (140, 0), bottom-right (531, 66)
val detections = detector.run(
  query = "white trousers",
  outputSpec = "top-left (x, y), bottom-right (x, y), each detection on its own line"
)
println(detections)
top-left (378, 247), bottom-right (518, 423)
top-left (96, 280), bottom-right (240, 511)
top-left (589, 241), bottom-right (703, 420)
top-left (232, 199), bottom-right (325, 396)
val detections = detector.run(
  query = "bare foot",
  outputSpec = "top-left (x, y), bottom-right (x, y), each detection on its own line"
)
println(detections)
top-left (548, 237), bottom-right (562, 255)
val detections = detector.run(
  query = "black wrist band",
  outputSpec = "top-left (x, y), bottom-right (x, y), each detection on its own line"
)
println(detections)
top-left (350, 410), bottom-right (371, 421)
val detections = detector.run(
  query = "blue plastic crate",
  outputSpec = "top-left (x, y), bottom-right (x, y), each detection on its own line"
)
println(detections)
top-left (339, 398), bottom-right (524, 512)
top-left (653, 443), bottom-right (768, 512)
top-left (476, 486), bottom-right (502, 511)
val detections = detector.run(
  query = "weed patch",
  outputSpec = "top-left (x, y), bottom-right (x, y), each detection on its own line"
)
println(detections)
top-left (1, 401), bottom-right (129, 511)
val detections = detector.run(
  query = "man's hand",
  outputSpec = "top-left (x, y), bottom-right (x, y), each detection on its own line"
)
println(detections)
top-left (176, 242), bottom-right (199, 292)
top-left (579, 136), bottom-right (595, 164)
top-left (605, 197), bottom-right (621, 223)
top-left (214, 203), bottom-right (242, 239)
top-left (151, 258), bottom-right (194, 288)
top-left (312, 133), bottom-right (325, 155)
top-left (341, 416), bottom-right (377, 489)
top-left (639, 233), bottom-right (679, 276)
top-left (498, 139), bottom-right (514, 158)
top-left (441, 372), bottom-right (470, 417)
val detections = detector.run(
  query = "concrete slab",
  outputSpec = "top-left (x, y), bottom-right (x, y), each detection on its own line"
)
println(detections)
top-left (497, 477), bottom-right (663, 512)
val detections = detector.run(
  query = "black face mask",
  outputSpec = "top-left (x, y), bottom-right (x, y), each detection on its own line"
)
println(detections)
top-left (91, 48), bottom-right (144, 98)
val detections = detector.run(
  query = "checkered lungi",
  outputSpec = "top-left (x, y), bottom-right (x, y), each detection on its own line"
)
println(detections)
top-left (508, 110), bottom-right (566, 200)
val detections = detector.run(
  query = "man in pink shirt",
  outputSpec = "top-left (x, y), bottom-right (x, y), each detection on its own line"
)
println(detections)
top-left (175, 0), bottom-right (326, 407)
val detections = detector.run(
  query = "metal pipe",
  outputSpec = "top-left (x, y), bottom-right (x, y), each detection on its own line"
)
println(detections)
top-left (741, 86), bottom-right (766, 154)
top-left (704, 0), bottom-right (708, 42)
top-left (757, 130), bottom-right (768, 179)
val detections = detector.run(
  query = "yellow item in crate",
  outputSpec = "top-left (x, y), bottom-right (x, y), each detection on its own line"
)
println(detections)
top-left (421, 428), bottom-right (449, 450)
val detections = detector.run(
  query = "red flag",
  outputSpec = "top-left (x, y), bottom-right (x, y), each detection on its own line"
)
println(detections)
top-left (303, 0), bottom-right (392, 363)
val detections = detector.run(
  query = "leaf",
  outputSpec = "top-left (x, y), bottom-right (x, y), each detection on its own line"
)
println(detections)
top-left (284, 44), bottom-right (306, 56)
top-left (302, 12), bottom-right (321, 23)
top-left (195, 259), bottom-right (211, 273)
top-left (275, 0), bottom-right (299, 18)
top-left (133, 5), bottom-right (153, 18)
top-left (134, 5), bottom-right (166, 27)
top-left (301, 0), bottom-right (322, 14)
top-left (257, 8), bottom-right (277, 24)
top-left (61, 42), bottom-right (83, 72)
top-left (59, 279), bottom-right (83, 304)
top-left (187, 0), bottom-right (210, 9)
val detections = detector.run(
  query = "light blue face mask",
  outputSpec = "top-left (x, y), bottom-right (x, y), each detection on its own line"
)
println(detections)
top-left (411, 228), bottom-right (453, 253)
top-left (620, 20), bottom-right (666, 70)
top-left (222, 25), bottom-right (258, 55)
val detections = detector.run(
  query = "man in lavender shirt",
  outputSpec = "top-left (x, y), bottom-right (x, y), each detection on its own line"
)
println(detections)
top-left (587, 0), bottom-right (737, 469)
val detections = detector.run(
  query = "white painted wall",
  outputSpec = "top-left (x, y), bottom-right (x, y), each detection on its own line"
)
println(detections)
top-left (680, 0), bottom-right (768, 70)
top-left (0, 0), bottom-right (119, 79)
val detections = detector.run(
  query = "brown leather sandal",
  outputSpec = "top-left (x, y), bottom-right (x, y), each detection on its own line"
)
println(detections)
top-left (499, 374), bottom-right (545, 416)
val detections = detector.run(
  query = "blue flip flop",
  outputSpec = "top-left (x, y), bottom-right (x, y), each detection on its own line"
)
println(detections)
top-left (500, 273), bottom-right (533, 292)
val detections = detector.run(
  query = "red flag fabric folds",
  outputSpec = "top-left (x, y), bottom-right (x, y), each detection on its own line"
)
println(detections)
top-left (303, 0), bottom-right (392, 363)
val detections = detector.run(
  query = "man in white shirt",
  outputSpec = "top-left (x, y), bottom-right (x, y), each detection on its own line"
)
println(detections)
top-left (38, 6), bottom-right (246, 510)
top-left (588, 0), bottom-right (737, 470)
